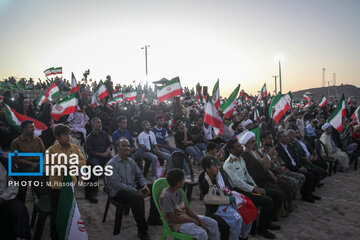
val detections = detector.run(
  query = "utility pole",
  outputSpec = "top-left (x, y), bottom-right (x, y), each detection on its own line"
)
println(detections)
top-left (272, 75), bottom-right (277, 94)
top-left (279, 61), bottom-right (282, 93)
top-left (322, 68), bottom-right (326, 87)
top-left (141, 45), bottom-right (150, 86)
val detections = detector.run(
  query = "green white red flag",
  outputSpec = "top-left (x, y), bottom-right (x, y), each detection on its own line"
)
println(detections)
top-left (253, 108), bottom-right (261, 122)
top-left (240, 90), bottom-right (251, 101)
top-left (157, 77), bottom-right (182, 103)
top-left (113, 91), bottom-right (123, 99)
top-left (70, 72), bottom-right (79, 94)
top-left (303, 94), bottom-right (311, 102)
top-left (124, 91), bottom-right (137, 101)
top-left (44, 67), bottom-right (54, 77)
top-left (51, 93), bottom-right (78, 121)
top-left (36, 94), bottom-right (47, 107)
top-left (96, 84), bottom-right (109, 100)
top-left (269, 93), bottom-right (290, 123)
top-left (52, 67), bottom-right (62, 75)
top-left (204, 100), bottom-right (223, 135)
top-left (327, 94), bottom-right (345, 131)
top-left (352, 106), bottom-right (360, 124)
top-left (211, 79), bottom-right (220, 109)
top-left (318, 96), bottom-right (327, 108)
top-left (4, 103), bottom-right (47, 136)
top-left (257, 84), bottom-right (267, 101)
top-left (220, 84), bottom-right (240, 119)
top-left (45, 83), bottom-right (60, 101)
top-left (57, 175), bottom-right (88, 240)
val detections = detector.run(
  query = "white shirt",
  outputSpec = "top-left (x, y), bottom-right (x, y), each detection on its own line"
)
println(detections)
top-left (203, 125), bottom-right (213, 140)
top-left (280, 143), bottom-right (297, 166)
top-left (298, 140), bottom-right (310, 157)
top-left (138, 131), bottom-right (157, 151)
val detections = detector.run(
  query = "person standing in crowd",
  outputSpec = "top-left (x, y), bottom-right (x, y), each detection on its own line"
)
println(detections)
top-left (138, 120), bottom-right (172, 181)
top-left (190, 116), bottom-right (207, 152)
top-left (223, 138), bottom-right (280, 239)
top-left (320, 123), bottom-right (350, 172)
top-left (45, 124), bottom-right (86, 240)
top-left (174, 119), bottom-right (204, 165)
top-left (84, 117), bottom-right (112, 203)
top-left (10, 120), bottom-right (46, 202)
top-left (105, 138), bottom-right (161, 240)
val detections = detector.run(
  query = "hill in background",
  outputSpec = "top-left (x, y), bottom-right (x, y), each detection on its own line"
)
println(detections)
top-left (291, 84), bottom-right (360, 103)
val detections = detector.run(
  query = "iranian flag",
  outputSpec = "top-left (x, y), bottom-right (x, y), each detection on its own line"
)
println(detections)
top-left (168, 119), bottom-right (174, 129)
top-left (220, 84), bottom-right (240, 119)
top-left (157, 77), bottom-right (182, 103)
top-left (196, 88), bottom-right (206, 106)
top-left (347, 97), bottom-right (352, 105)
top-left (204, 100), bottom-right (223, 135)
top-left (124, 91), bottom-right (137, 101)
top-left (70, 72), bottom-right (79, 94)
top-left (36, 94), bottom-right (47, 107)
top-left (327, 94), bottom-right (345, 131)
top-left (211, 79), bottom-right (220, 109)
top-left (113, 91), bottom-right (123, 99)
top-left (240, 90), bottom-right (251, 101)
top-left (141, 93), bottom-right (145, 101)
top-left (57, 175), bottom-right (88, 240)
top-left (253, 108), bottom-right (261, 122)
top-left (284, 92), bottom-right (292, 108)
top-left (45, 83), bottom-right (60, 101)
top-left (96, 84), bottom-right (109, 100)
top-left (51, 93), bottom-right (78, 121)
top-left (303, 94), bottom-right (311, 102)
top-left (257, 84), bottom-right (267, 101)
top-left (91, 94), bottom-right (101, 107)
top-left (44, 67), bottom-right (54, 77)
top-left (352, 106), bottom-right (360, 124)
top-left (4, 104), bottom-right (47, 136)
top-left (52, 67), bottom-right (62, 75)
top-left (318, 96), bottom-right (327, 108)
top-left (107, 100), bottom-right (116, 106)
top-left (269, 93), bottom-right (290, 123)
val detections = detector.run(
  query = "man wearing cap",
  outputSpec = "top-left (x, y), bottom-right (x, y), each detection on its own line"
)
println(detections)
top-left (223, 138), bottom-right (280, 239)
top-left (320, 123), bottom-right (350, 172)
top-left (240, 131), bottom-right (286, 205)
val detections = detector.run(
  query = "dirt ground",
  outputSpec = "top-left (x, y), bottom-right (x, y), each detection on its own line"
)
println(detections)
top-left (28, 164), bottom-right (360, 240)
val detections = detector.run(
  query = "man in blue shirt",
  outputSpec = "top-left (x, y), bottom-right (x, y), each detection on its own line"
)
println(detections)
top-left (151, 115), bottom-right (183, 154)
top-left (112, 116), bottom-right (144, 170)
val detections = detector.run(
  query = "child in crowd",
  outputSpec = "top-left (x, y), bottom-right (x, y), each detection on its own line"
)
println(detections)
top-left (159, 168), bottom-right (220, 240)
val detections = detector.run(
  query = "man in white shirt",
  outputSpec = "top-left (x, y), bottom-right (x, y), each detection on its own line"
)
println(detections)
top-left (138, 121), bottom-right (172, 180)
top-left (320, 123), bottom-right (350, 172)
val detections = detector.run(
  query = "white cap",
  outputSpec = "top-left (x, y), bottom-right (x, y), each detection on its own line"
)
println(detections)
top-left (321, 123), bottom-right (331, 131)
top-left (241, 119), bottom-right (253, 128)
top-left (239, 131), bottom-right (255, 146)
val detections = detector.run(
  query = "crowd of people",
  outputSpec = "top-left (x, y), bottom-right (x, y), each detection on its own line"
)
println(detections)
top-left (0, 76), bottom-right (359, 240)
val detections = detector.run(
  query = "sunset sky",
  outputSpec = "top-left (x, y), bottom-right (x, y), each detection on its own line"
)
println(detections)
top-left (0, 0), bottom-right (359, 96)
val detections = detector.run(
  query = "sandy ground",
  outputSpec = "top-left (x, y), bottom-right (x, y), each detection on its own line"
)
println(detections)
top-left (27, 164), bottom-right (360, 240)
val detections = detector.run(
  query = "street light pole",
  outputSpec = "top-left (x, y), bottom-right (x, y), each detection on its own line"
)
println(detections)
top-left (141, 45), bottom-right (150, 85)
top-left (272, 75), bottom-right (277, 94)
top-left (278, 60), bottom-right (282, 93)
